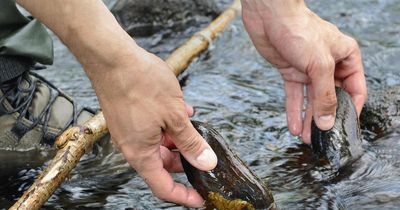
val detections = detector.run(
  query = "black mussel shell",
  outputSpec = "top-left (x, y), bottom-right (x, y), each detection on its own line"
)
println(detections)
top-left (311, 87), bottom-right (364, 170)
top-left (181, 121), bottom-right (276, 209)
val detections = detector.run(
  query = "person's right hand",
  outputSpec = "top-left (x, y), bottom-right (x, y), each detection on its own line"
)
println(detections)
top-left (16, 0), bottom-right (217, 207)
top-left (97, 49), bottom-right (218, 207)
top-left (93, 47), bottom-right (218, 207)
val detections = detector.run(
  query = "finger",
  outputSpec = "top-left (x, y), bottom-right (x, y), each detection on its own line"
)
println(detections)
top-left (280, 67), bottom-right (311, 84)
top-left (284, 81), bottom-right (304, 136)
top-left (160, 146), bottom-right (184, 173)
top-left (185, 103), bottom-right (194, 117)
top-left (139, 158), bottom-right (204, 208)
top-left (302, 85), bottom-right (314, 144)
top-left (165, 108), bottom-right (217, 171)
top-left (350, 92), bottom-right (367, 117)
top-left (340, 68), bottom-right (367, 116)
top-left (308, 55), bottom-right (337, 130)
top-left (334, 39), bottom-right (367, 116)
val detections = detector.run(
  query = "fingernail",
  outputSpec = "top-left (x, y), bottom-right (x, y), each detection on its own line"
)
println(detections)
top-left (318, 114), bottom-right (335, 130)
top-left (196, 148), bottom-right (217, 170)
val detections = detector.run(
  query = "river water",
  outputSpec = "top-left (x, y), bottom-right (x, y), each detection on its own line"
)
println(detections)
top-left (1, 0), bottom-right (400, 209)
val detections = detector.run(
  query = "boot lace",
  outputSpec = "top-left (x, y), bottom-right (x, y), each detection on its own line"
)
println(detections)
top-left (0, 71), bottom-right (94, 144)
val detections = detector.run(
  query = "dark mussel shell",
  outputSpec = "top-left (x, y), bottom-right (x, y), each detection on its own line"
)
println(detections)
top-left (181, 121), bottom-right (276, 210)
top-left (311, 87), bottom-right (364, 170)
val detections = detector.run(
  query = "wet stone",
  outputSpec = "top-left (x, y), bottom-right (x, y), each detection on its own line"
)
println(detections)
top-left (111, 0), bottom-right (231, 37)
top-left (360, 86), bottom-right (400, 140)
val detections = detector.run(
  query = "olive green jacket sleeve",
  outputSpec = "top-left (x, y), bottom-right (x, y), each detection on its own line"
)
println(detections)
top-left (0, 0), bottom-right (53, 64)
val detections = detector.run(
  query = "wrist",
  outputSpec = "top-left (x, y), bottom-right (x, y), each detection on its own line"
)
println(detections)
top-left (66, 22), bottom-right (142, 72)
top-left (86, 45), bottom-right (151, 97)
top-left (242, 0), bottom-right (307, 18)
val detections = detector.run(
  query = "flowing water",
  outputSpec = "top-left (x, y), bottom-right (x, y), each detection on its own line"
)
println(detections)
top-left (1, 0), bottom-right (400, 209)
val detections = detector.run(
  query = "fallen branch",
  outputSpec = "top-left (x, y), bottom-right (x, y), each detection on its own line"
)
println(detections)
top-left (10, 0), bottom-right (241, 209)
top-left (166, 0), bottom-right (241, 75)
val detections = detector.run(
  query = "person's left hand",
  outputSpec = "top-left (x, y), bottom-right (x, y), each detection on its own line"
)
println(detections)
top-left (241, 0), bottom-right (367, 143)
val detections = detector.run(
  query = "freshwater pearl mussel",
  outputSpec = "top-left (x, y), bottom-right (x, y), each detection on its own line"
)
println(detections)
top-left (182, 121), bottom-right (276, 210)
top-left (311, 87), bottom-right (364, 171)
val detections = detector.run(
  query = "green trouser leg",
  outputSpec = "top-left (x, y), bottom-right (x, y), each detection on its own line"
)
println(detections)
top-left (0, 0), bottom-right (53, 82)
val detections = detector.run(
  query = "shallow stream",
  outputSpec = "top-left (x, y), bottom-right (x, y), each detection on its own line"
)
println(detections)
top-left (1, 0), bottom-right (400, 209)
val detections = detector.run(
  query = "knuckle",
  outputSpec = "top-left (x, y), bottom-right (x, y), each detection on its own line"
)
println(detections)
top-left (153, 184), bottom-right (182, 202)
top-left (344, 36), bottom-right (361, 54)
top-left (308, 56), bottom-right (335, 77)
top-left (126, 155), bottom-right (146, 171)
top-left (280, 68), bottom-right (297, 81)
top-left (328, 22), bottom-right (340, 33)
top-left (363, 89), bottom-right (368, 100)
top-left (125, 149), bottom-right (151, 166)
top-left (179, 132), bottom-right (202, 153)
top-left (167, 110), bottom-right (189, 134)
top-left (319, 91), bottom-right (337, 111)
top-left (348, 37), bottom-right (359, 49)
top-left (153, 188), bottom-right (170, 200)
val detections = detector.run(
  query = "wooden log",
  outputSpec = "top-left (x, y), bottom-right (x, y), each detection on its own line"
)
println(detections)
top-left (10, 0), bottom-right (241, 209)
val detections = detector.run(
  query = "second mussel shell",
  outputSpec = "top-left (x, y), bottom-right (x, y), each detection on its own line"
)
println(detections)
top-left (311, 87), bottom-right (364, 170)
top-left (181, 121), bottom-right (276, 210)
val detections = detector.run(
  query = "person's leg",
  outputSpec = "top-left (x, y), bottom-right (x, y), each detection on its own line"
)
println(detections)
top-left (0, 0), bottom-right (52, 84)
top-left (0, 71), bottom-right (96, 150)
top-left (0, 0), bottom-right (95, 150)
top-left (0, 0), bottom-right (53, 72)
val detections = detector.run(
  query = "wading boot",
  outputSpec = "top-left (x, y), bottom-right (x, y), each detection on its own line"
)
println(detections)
top-left (0, 67), bottom-right (95, 150)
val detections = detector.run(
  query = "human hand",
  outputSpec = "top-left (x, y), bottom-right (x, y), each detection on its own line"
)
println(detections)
top-left (91, 47), bottom-right (217, 207)
top-left (241, 0), bottom-right (367, 143)
top-left (16, 0), bottom-right (217, 207)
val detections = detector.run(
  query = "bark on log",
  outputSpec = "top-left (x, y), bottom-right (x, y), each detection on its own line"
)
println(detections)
top-left (10, 0), bottom-right (241, 209)
top-left (166, 0), bottom-right (241, 75)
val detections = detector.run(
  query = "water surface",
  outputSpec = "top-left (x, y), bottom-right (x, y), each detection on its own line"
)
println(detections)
top-left (1, 0), bottom-right (400, 209)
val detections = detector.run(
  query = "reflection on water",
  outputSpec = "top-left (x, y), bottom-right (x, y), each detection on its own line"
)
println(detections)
top-left (1, 0), bottom-right (400, 209)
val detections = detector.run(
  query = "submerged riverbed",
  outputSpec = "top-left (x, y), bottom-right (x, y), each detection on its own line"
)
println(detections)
top-left (1, 0), bottom-right (400, 209)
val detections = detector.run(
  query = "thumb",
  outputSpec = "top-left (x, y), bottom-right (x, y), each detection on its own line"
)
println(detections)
top-left (165, 113), bottom-right (217, 171)
top-left (309, 57), bottom-right (337, 130)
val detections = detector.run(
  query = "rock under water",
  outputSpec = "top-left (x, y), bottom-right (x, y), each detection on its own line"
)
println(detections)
top-left (111, 0), bottom-right (230, 37)
top-left (360, 86), bottom-right (400, 140)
